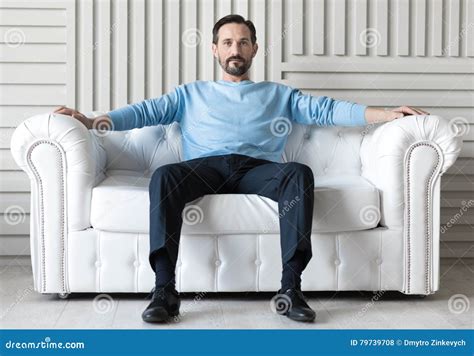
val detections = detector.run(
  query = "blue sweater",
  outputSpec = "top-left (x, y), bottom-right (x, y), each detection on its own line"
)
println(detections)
top-left (107, 80), bottom-right (367, 163)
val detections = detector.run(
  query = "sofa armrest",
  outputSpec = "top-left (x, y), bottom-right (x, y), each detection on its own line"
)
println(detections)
top-left (360, 115), bottom-right (463, 294)
top-left (10, 112), bottom-right (106, 293)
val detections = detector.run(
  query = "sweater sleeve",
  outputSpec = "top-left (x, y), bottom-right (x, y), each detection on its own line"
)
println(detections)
top-left (289, 88), bottom-right (367, 127)
top-left (107, 86), bottom-right (184, 131)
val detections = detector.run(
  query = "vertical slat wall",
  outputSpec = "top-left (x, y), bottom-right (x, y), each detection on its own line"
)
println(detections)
top-left (78, 0), bottom-right (93, 111)
top-left (0, 0), bottom-right (472, 260)
top-left (414, 0), bottom-right (426, 56)
top-left (113, 0), bottom-right (128, 107)
top-left (95, 0), bottom-right (110, 111)
top-left (280, 0), bottom-right (473, 259)
top-left (0, 0), bottom-right (75, 257)
top-left (375, 0), bottom-right (388, 56)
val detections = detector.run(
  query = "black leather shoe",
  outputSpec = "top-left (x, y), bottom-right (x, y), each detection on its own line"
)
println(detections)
top-left (273, 288), bottom-right (316, 322)
top-left (142, 285), bottom-right (180, 323)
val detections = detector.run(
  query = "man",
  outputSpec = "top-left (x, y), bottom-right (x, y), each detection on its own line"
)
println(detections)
top-left (55, 14), bottom-right (428, 323)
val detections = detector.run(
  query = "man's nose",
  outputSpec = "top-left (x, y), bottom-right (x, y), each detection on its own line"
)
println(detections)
top-left (229, 42), bottom-right (241, 56)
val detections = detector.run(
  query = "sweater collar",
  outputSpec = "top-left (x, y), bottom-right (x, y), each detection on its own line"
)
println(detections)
top-left (216, 79), bottom-right (254, 86)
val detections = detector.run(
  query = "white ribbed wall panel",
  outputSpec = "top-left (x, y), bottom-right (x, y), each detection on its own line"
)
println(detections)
top-left (0, 0), bottom-right (473, 259)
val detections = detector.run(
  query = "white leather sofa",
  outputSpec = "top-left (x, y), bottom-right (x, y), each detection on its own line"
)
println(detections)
top-left (10, 113), bottom-right (462, 298)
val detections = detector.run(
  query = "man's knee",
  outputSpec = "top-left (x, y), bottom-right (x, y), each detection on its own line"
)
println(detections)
top-left (284, 162), bottom-right (314, 184)
top-left (149, 164), bottom-right (178, 190)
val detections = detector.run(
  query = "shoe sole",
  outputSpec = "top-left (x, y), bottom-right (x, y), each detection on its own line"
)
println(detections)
top-left (286, 312), bottom-right (316, 322)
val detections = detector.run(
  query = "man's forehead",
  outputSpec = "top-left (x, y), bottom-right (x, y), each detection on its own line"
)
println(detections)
top-left (218, 23), bottom-right (251, 39)
top-left (220, 35), bottom-right (251, 41)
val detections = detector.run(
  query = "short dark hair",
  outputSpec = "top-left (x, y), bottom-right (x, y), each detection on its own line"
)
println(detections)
top-left (212, 14), bottom-right (257, 44)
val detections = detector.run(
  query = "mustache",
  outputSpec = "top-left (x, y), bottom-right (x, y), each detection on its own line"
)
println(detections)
top-left (226, 56), bottom-right (245, 63)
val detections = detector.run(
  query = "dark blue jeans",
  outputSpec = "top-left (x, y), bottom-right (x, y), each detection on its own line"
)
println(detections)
top-left (148, 153), bottom-right (315, 289)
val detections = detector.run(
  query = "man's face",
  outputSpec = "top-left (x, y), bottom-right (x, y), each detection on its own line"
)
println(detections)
top-left (212, 23), bottom-right (258, 77)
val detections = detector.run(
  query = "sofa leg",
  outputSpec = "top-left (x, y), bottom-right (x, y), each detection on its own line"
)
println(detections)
top-left (57, 293), bottom-right (70, 300)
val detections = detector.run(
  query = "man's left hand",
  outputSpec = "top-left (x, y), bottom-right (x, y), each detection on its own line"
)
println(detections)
top-left (389, 106), bottom-right (430, 119)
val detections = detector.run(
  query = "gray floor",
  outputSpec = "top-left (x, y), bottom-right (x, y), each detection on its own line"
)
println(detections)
top-left (0, 258), bottom-right (472, 329)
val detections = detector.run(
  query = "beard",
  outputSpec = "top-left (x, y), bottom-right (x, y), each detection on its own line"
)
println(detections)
top-left (218, 55), bottom-right (252, 76)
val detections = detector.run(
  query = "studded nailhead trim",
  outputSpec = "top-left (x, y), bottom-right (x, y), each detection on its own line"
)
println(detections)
top-left (26, 140), bottom-right (67, 293)
top-left (405, 141), bottom-right (441, 294)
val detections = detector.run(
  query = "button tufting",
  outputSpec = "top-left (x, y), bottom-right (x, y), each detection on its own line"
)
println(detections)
top-left (323, 167), bottom-right (329, 173)
top-left (334, 259), bottom-right (340, 265)
top-left (215, 259), bottom-right (221, 266)
top-left (337, 131), bottom-right (343, 137)
top-left (255, 259), bottom-right (262, 266)
top-left (162, 135), bottom-right (167, 140)
top-left (95, 261), bottom-right (102, 268)
top-left (375, 258), bottom-right (383, 265)
top-left (303, 133), bottom-right (310, 139)
top-left (176, 260), bottom-right (182, 267)
top-left (133, 261), bottom-right (140, 268)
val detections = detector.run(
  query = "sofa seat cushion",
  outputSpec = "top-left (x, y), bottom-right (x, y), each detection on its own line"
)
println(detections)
top-left (90, 171), bottom-right (380, 234)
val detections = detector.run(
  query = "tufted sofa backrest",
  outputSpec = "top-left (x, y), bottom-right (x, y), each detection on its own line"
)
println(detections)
top-left (100, 122), bottom-right (368, 177)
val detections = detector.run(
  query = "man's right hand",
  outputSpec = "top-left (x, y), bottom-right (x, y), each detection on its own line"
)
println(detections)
top-left (54, 106), bottom-right (93, 129)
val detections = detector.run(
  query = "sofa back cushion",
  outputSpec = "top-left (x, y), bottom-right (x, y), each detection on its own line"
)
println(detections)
top-left (100, 122), bottom-right (366, 177)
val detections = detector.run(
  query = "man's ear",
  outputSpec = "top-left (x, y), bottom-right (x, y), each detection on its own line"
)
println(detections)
top-left (212, 43), bottom-right (218, 58)
top-left (252, 43), bottom-right (258, 58)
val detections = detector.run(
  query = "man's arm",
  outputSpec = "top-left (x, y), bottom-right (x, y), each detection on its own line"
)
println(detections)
top-left (289, 91), bottom-right (367, 126)
top-left (53, 86), bottom-right (183, 131)
top-left (365, 106), bottom-right (430, 124)
top-left (289, 88), bottom-right (429, 127)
